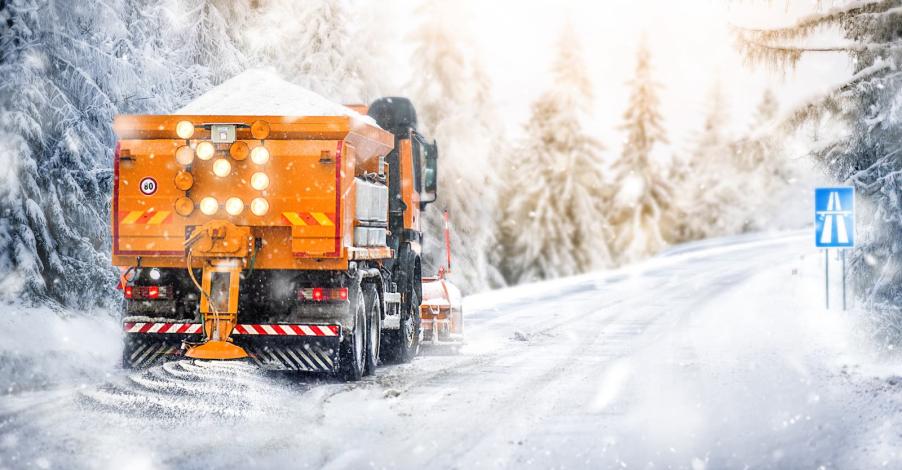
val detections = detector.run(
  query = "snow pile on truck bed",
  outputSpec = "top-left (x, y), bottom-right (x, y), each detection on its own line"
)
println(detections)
top-left (175, 68), bottom-right (375, 125)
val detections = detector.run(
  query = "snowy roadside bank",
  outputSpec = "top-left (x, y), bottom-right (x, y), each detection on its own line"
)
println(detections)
top-left (0, 306), bottom-right (120, 394)
top-left (622, 244), bottom-right (902, 469)
top-left (464, 230), bottom-right (810, 314)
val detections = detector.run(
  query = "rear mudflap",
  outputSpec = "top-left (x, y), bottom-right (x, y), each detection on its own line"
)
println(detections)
top-left (124, 335), bottom-right (188, 369)
top-left (122, 322), bottom-right (342, 372)
top-left (240, 337), bottom-right (338, 373)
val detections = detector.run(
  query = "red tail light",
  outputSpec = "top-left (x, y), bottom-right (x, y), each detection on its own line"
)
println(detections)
top-left (124, 285), bottom-right (172, 300)
top-left (298, 287), bottom-right (349, 302)
top-left (312, 287), bottom-right (324, 302)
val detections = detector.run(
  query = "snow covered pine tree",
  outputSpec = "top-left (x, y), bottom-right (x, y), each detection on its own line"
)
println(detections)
top-left (0, 0), bottom-right (243, 307)
top-left (242, 0), bottom-right (367, 104)
top-left (730, 88), bottom-right (804, 231)
top-left (674, 81), bottom-right (742, 241)
top-left (609, 41), bottom-right (673, 264)
top-left (408, 0), bottom-right (501, 292)
top-left (499, 27), bottom-right (612, 284)
top-left (737, 1), bottom-right (902, 325)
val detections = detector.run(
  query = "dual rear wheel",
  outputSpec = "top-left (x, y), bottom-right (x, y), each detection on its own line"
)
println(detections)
top-left (340, 277), bottom-right (421, 381)
top-left (339, 282), bottom-right (381, 381)
top-left (379, 280), bottom-right (421, 364)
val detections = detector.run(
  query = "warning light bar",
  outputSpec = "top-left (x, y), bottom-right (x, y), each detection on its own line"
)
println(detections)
top-left (297, 287), bottom-right (349, 302)
top-left (125, 285), bottom-right (173, 300)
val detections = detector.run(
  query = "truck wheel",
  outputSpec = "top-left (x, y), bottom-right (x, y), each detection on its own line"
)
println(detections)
top-left (398, 283), bottom-right (421, 363)
top-left (364, 283), bottom-right (381, 376)
top-left (340, 284), bottom-right (367, 381)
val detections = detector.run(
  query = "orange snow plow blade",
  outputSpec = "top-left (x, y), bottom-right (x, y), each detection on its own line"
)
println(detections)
top-left (420, 276), bottom-right (463, 345)
top-left (420, 210), bottom-right (463, 347)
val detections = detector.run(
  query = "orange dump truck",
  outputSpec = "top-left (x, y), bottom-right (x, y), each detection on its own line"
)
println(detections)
top-left (113, 97), bottom-right (438, 380)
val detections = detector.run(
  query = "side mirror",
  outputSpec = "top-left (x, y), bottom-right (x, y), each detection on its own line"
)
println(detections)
top-left (422, 141), bottom-right (438, 206)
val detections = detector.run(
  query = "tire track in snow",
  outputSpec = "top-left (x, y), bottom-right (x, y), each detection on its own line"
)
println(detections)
top-left (443, 241), bottom-right (801, 468)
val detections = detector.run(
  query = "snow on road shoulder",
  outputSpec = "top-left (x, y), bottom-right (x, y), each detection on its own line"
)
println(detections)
top-left (0, 305), bottom-right (120, 394)
top-left (606, 247), bottom-right (894, 468)
top-left (463, 230), bottom-right (809, 315)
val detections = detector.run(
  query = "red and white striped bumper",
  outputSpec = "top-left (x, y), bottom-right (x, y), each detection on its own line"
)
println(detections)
top-left (122, 322), bottom-right (342, 372)
top-left (123, 322), bottom-right (339, 336)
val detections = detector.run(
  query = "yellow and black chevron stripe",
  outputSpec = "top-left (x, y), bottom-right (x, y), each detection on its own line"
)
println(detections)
top-left (119, 208), bottom-right (173, 225)
top-left (282, 212), bottom-right (335, 226)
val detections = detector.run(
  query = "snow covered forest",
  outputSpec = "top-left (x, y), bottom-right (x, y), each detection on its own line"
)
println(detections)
top-left (0, 0), bottom-right (846, 311)
top-left (737, 0), bottom-right (902, 338)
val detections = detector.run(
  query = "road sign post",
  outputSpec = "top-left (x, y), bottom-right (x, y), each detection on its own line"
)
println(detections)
top-left (825, 249), bottom-right (829, 309)
top-left (815, 187), bottom-right (855, 311)
top-left (842, 249), bottom-right (847, 310)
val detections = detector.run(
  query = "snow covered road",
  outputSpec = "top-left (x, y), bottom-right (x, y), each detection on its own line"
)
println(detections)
top-left (2, 232), bottom-right (901, 469)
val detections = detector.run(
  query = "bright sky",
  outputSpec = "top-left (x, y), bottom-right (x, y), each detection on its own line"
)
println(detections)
top-left (377, 0), bottom-right (854, 160)
top-left (476, 0), bottom-right (853, 157)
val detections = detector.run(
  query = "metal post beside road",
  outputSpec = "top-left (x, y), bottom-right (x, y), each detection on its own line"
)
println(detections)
top-left (825, 250), bottom-right (829, 310)
top-left (815, 187), bottom-right (855, 312)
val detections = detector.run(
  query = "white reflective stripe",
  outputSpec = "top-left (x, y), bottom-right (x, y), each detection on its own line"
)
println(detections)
top-left (262, 325), bottom-right (278, 335)
top-left (315, 325), bottom-right (335, 336)
top-left (129, 343), bottom-right (148, 361)
top-left (129, 323), bottom-right (145, 333)
top-left (147, 323), bottom-right (165, 333)
top-left (284, 348), bottom-right (308, 371)
top-left (315, 346), bottom-right (334, 367)
top-left (306, 346), bottom-right (328, 369)
top-left (300, 325), bottom-right (317, 336)
top-left (281, 325), bottom-right (297, 335)
top-left (187, 324), bottom-right (202, 334)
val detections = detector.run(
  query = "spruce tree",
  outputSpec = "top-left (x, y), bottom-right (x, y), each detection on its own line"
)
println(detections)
top-left (609, 42), bottom-right (673, 263)
top-left (499, 28), bottom-right (611, 284)
top-left (674, 81), bottom-right (742, 240)
top-left (407, 0), bottom-right (499, 292)
top-left (243, 0), bottom-right (365, 102)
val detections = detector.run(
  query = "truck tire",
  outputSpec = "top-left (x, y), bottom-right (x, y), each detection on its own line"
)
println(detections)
top-left (379, 284), bottom-right (420, 364)
top-left (339, 284), bottom-right (367, 381)
top-left (364, 283), bottom-right (381, 376)
top-left (398, 280), bottom-right (421, 363)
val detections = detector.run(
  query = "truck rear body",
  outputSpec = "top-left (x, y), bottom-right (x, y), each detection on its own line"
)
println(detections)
top-left (113, 96), bottom-right (440, 378)
top-left (113, 114), bottom-right (393, 271)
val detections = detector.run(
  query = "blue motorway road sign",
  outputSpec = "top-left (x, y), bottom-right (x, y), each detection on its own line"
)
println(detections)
top-left (815, 187), bottom-right (855, 248)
